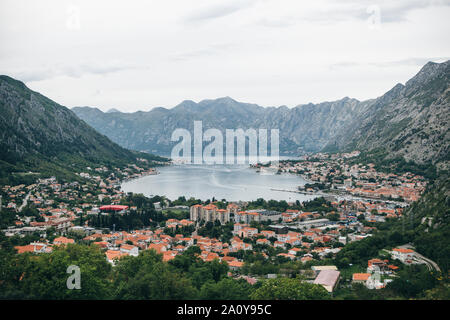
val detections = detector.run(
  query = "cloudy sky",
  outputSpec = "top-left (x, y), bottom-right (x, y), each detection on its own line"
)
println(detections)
top-left (1, 0), bottom-right (449, 112)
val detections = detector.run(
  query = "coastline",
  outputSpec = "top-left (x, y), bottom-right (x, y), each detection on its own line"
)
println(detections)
top-left (120, 162), bottom-right (320, 203)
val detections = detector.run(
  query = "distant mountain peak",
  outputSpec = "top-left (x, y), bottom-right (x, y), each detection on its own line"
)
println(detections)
top-left (150, 106), bottom-right (169, 112)
top-left (423, 60), bottom-right (439, 68)
top-left (106, 108), bottom-right (121, 113)
top-left (172, 99), bottom-right (198, 112)
top-left (179, 99), bottom-right (196, 105)
top-left (216, 96), bottom-right (236, 102)
top-left (198, 96), bottom-right (238, 105)
top-left (406, 59), bottom-right (449, 88)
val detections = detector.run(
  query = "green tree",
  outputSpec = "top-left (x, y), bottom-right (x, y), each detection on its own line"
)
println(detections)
top-left (250, 277), bottom-right (329, 300)
top-left (9, 244), bottom-right (113, 299)
top-left (114, 250), bottom-right (198, 299)
top-left (200, 278), bottom-right (253, 300)
top-left (208, 259), bottom-right (229, 282)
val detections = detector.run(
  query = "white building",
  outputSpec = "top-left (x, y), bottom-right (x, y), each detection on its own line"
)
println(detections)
top-left (391, 248), bottom-right (414, 263)
top-left (120, 244), bottom-right (139, 257)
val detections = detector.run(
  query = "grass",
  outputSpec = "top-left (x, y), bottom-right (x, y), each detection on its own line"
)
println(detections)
top-left (339, 264), bottom-right (367, 282)
top-left (162, 208), bottom-right (190, 220)
top-left (378, 249), bottom-right (391, 258)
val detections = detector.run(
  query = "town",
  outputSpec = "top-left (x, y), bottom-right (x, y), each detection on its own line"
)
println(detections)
top-left (0, 152), bottom-right (441, 298)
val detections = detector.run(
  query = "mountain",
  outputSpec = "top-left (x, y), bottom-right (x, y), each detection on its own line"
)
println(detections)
top-left (73, 96), bottom-right (361, 156)
top-left (0, 75), bottom-right (167, 184)
top-left (72, 61), bottom-right (449, 169)
top-left (106, 108), bottom-right (121, 113)
top-left (405, 176), bottom-right (450, 272)
top-left (326, 61), bottom-right (450, 171)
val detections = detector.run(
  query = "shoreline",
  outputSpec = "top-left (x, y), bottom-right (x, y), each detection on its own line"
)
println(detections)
top-left (120, 163), bottom-right (320, 203)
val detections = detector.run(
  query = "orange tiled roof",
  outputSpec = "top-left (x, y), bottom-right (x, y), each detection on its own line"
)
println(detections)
top-left (106, 250), bottom-right (128, 261)
top-left (393, 248), bottom-right (414, 253)
top-left (228, 260), bottom-right (244, 268)
top-left (353, 273), bottom-right (371, 281)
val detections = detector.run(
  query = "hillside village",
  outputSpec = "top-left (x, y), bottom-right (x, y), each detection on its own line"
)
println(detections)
top-left (0, 152), bottom-right (437, 295)
top-left (262, 152), bottom-right (427, 203)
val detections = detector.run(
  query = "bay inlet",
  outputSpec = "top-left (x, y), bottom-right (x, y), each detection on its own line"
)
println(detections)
top-left (121, 164), bottom-right (319, 202)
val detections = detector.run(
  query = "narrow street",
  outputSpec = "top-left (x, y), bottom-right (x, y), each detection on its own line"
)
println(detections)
top-left (18, 191), bottom-right (31, 212)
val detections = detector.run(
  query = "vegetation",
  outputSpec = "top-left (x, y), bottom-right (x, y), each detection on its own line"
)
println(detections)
top-left (0, 244), bottom-right (112, 299)
top-left (348, 148), bottom-right (439, 181)
top-left (245, 197), bottom-right (332, 214)
top-left (0, 75), bottom-right (169, 186)
top-left (249, 277), bottom-right (329, 300)
top-left (332, 175), bottom-right (449, 299)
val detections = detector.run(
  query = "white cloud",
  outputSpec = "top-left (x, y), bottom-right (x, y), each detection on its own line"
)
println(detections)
top-left (10, 60), bottom-right (146, 82)
top-left (0, 0), bottom-right (449, 112)
top-left (183, 0), bottom-right (256, 23)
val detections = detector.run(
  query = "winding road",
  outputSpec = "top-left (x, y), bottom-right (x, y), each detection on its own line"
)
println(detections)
top-left (398, 244), bottom-right (441, 273)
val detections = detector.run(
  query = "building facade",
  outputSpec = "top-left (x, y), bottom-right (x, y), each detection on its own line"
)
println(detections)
top-left (190, 204), bottom-right (231, 224)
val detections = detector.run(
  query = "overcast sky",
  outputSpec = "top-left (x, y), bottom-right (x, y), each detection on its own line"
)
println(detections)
top-left (1, 0), bottom-right (449, 112)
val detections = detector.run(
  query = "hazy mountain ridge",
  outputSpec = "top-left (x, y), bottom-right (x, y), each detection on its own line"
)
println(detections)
top-left (69, 60), bottom-right (448, 168)
top-left (72, 96), bottom-right (362, 156)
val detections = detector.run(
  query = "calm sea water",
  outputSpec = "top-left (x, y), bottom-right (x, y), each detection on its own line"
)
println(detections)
top-left (121, 163), bottom-right (318, 202)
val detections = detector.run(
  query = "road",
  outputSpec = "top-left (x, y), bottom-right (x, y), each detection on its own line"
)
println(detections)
top-left (412, 250), bottom-right (441, 273)
top-left (18, 191), bottom-right (32, 212)
top-left (398, 244), bottom-right (441, 272)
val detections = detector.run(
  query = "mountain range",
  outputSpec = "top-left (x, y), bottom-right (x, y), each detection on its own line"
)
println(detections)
top-left (0, 60), bottom-right (448, 186)
top-left (72, 61), bottom-right (449, 170)
top-left (0, 75), bottom-right (167, 184)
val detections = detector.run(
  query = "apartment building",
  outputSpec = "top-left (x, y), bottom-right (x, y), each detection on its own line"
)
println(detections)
top-left (189, 204), bottom-right (231, 224)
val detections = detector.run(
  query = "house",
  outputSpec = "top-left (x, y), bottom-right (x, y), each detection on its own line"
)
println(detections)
top-left (120, 244), bottom-right (139, 256)
top-left (228, 260), bottom-right (244, 271)
top-left (367, 258), bottom-right (388, 273)
top-left (288, 248), bottom-right (302, 256)
top-left (231, 239), bottom-right (252, 251)
top-left (163, 250), bottom-right (177, 262)
top-left (148, 243), bottom-right (168, 254)
top-left (222, 256), bottom-right (237, 264)
top-left (338, 236), bottom-right (347, 244)
top-left (53, 236), bottom-right (75, 246)
top-left (15, 242), bottom-right (52, 254)
top-left (256, 238), bottom-right (270, 245)
top-left (277, 253), bottom-right (296, 260)
top-left (261, 230), bottom-right (276, 238)
top-left (239, 227), bottom-right (258, 238)
top-left (93, 241), bottom-right (109, 249)
top-left (352, 273), bottom-right (371, 284)
top-left (276, 233), bottom-right (290, 242)
top-left (105, 250), bottom-right (128, 265)
top-left (313, 270), bottom-right (340, 293)
top-left (201, 251), bottom-right (220, 262)
top-left (273, 241), bottom-right (285, 249)
top-left (173, 244), bottom-right (186, 252)
top-left (391, 248), bottom-right (414, 263)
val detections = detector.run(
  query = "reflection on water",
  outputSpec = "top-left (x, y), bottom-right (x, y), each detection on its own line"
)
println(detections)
top-left (121, 163), bottom-right (318, 202)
